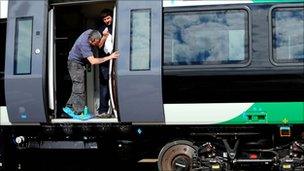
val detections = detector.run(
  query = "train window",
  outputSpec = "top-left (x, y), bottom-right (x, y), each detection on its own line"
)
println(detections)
top-left (163, 9), bottom-right (249, 66)
top-left (130, 9), bottom-right (151, 71)
top-left (272, 7), bottom-right (304, 63)
top-left (14, 17), bottom-right (33, 75)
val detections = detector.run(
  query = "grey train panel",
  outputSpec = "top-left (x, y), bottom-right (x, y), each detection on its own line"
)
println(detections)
top-left (116, 0), bottom-right (164, 123)
top-left (251, 4), bottom-right (271, 68)
top-left (5, 0), bottom-right (48, 123)
top-left (118, 75), bottom-right (163, 122)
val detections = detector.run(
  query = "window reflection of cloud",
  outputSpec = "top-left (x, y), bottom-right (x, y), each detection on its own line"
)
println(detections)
top-left (17, 20), bottom-right (32, 73)
top-left (274, 10), bottom-right (304, 60)
top-left (131, 11), bottom-right (150, 69)
top-left (164, 11), bottom-right (246, 65)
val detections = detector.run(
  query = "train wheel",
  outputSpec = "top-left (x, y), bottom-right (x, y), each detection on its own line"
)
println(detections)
top-left (158, 140), bottom-right (196, 171)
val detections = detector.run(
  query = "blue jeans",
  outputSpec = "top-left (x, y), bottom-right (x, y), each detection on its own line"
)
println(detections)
top-left (98, 66), bottom-right (109, 113)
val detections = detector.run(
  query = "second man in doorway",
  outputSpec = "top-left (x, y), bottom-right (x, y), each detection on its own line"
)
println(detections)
top-left (96, 9), bottom-right (114, 117)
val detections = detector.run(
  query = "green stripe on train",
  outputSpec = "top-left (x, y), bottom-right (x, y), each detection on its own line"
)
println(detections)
top-left (253, 0), bottom-right (304, 3)
top-left (222, 102), bottom-right (304, 124)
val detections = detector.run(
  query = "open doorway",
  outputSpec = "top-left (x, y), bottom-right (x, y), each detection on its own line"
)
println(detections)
top-left (51, 1), bottom-right (117, 122)
top-left (0, 20), bottom-right (6, 106)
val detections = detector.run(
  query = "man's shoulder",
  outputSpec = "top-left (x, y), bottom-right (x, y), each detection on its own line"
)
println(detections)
top-left (77, 30), bottom-right (91, 45)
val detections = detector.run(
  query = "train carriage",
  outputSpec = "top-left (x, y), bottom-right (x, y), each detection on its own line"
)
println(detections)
top-left (0, 0), bottom-right (303, 170)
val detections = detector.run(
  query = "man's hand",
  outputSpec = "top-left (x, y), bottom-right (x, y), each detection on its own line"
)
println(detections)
top-left (87, 51), bottom-right (119, 65)
top-left (102, 27), bottom-right (110, 37)
top-left (109, 51), bottom-right (119, 59)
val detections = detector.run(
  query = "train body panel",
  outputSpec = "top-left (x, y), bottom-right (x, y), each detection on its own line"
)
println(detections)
top-left (0, 0), bottom-right (303, 170)
top-left (0, 0), bottom-right (302, 125)
top-left (116, 0), bottom-right (165, 123)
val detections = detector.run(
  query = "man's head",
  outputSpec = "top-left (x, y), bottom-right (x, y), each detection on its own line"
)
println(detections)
top-left (100, 9), bottom-right (113, 26)
top-left (88, 30), bottom-right (102, 46)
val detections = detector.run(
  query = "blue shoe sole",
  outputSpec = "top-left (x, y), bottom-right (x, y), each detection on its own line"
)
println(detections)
top-left (63, 107), bottom-right (92, 121)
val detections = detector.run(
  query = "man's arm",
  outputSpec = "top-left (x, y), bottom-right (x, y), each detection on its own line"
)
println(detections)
top-left (87, 51), bottom-right (119, 65)
top-left (98, 35), bottom-right (108, 48)
top-left (98, 28), bottom-right (110, 48)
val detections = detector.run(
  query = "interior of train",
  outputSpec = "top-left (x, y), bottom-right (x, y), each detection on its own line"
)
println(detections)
top-left (0, 20), bottom-right (6, 107)
top-left (52, 1), bottom-right (117, 122)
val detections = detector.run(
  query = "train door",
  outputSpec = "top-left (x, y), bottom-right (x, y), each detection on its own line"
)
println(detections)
top-left (116, 1), bottom-right (164, 122)
top-left (4, 0), bottom-right (48, 123)
top-left (49, 1), bottom-right (118, 122)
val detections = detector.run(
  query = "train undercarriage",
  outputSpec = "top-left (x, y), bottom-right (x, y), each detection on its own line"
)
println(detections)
top-left (158, 134), bottom-right (304, 171)
top-left (157, 126), bottom-right (304, 171)
top-left (0, 125), bottom-right (303, 171)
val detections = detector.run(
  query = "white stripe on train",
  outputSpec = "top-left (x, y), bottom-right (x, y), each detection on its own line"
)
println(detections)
top-left (164, 103), bottom-right (254, 124)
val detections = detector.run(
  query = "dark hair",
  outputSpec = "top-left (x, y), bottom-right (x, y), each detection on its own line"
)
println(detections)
top-left (100, 9), bottom-right (113, 19)
top-left (88, 30), bottom-right (101, 41)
